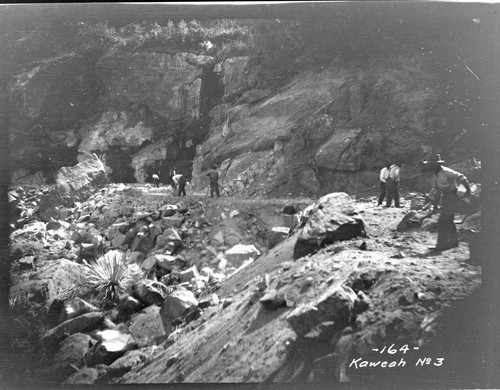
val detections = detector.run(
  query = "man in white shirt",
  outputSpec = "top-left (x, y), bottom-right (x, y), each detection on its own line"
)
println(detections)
top-left (378, 161), bottom-right (391, 206)
top-left (423, 154), bottom-right (471, 251)
top-left (385, 161), bottom-right (401, 208)
top-left (152, 173), bottom-right (160, 188)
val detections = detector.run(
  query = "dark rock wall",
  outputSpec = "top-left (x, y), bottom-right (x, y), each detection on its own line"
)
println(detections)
top-left (6, 13), bottom-right (482, 195)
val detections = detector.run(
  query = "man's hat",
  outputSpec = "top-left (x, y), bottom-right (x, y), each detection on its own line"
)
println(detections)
top-left (423, 154), bottom-right (444, 164)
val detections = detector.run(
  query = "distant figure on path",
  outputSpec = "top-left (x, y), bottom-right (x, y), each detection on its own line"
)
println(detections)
top-left (152, 173), bottom-right (160, 188)
top-left (173, 173), bottom-right (187, 197)
top-left (378, 161), bottom-right (391, 206)
top-left (207, 164), bottom-right (220, 198)
top-left (385, 161), bottom-right (401, 208)
top-left (170, 167), bottom-right (177, 188)
top-left (423, 154), bottom-right (471, 251)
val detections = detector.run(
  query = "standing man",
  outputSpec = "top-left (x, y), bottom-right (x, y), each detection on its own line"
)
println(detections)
top-left (378, 161), bottom-right (391, 206)
top-left (423, 154), bottom-right (471, 251)
top-left (172, 173), bottom-right (187, 197)
top-left (385, 161), bottom-right (401, 208)
top-left (171, 172), bottom-right (185, 196)
top-left (170, 167), bottom-right (177, 189)
top-left (152, 173), bottom-right (160, 188)
top-left (207, 164), bottom-right (220, 198)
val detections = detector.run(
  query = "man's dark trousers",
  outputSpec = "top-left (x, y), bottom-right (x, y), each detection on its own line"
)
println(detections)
top-left (178, 183), bottom-right (186, 197)
top-left (210, 181), bottom-right (220, 198)
top-left (385, 179), bottom-right (400, 207)
top-left (378, 181), bottom-right (386, 205)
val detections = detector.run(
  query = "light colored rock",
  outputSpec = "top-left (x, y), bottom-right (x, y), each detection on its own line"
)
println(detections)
top-left (156, 254), bottom-right (186, 272)
top-left (225, 244), bottom-right (260, 267)
top-left (86, 327), bottom-right (137, 367)
top-left (287, 285), bottom-right (359, 336)
top-left (224, 230), bottom-right (243, 247)
top-left (212, 231), bottom-right (225, 245)
top-left (294, 201), bottom-right (365, 259)
top-left (60, 298), bottom-right (100, 323)
top-left (37, 154), bottom-right (107, 222)
top-left (160, 289), bottom-right (198, 335)
top-left (179, 266), bottom-right (199, 283)
top-left (315, 192), bottom-right (355, 215)
top-left (129, 305), bottom-right (166, 345)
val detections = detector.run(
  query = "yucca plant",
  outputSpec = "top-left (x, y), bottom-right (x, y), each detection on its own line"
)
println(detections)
top-left (83, 250), bottom-right (132, 304)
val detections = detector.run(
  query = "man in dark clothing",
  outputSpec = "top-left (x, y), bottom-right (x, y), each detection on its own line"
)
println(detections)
top-left (176, 174), bottom-right (187, 197)
top-left (378, 161), bottom-right (391, 206)
top-left (207, 165), bottom-right (220, 198)
top-left (423, 154), bottom-right (471, 251)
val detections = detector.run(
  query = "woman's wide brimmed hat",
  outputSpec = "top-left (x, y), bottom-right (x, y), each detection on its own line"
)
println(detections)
top-left (423, 154), bottom-right (445, 164)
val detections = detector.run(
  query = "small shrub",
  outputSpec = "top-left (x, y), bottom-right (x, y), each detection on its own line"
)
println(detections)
top-left (83, 250), bottom-right (133, 304)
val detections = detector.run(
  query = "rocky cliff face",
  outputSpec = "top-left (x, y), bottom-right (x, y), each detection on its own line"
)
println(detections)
top-left (193, 53), bottom-right (475, 197)
top-left (7, 18), bottom-right (480, 196)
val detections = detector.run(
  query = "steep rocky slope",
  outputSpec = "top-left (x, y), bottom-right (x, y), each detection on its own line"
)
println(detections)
top-left (7, 173), bottom-right (482, 386)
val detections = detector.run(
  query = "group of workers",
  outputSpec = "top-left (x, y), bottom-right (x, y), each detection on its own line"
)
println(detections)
top-left (151, 165), bottom-right (220, 198)
top-left (378, 154), bottom-right (472, 252)
top-left (151, 152), bottom-right (471, 253)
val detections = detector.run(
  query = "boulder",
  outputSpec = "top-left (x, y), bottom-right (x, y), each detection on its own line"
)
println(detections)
top-left (287, 285), bottom-right (359, 336)
top-left (127, 251), bottom-right (146, 265)
top-left (224, 231), bottom-right (243, 247)
top-left (156, 228), bottom-right (183, 254)
top-left (129, 305), bottom-right (166, 345)
top-left (86, 327), bottom-right (137, 367)
top-left (155, 254), bottom-right (187, 272)
top-left (133, 279), bottom-right (167, 306)
top-left (130, 234), bottom-right (153, 254)
top-left (47, 333), bottom-right (97, 375)
top-left (160, 289), bottom-right (198, 335)
top-left (315, 192), bottom-right (355, 215)
top-left (260, 290), bottom-right (287, 310)
top-left (37, 154), bottom-right (107, 222)
top-left (159, 216), bottom-right (184, 229)
top-left (160, 204), bottom-right (178, 217)
top-left (211, 231), bottom-right (224, 246)
top-left (140, 255), bottom-right (158, 272)
top-left (293, 206), bottom-right (365, 260)
top-left (179, 266), bottom-right (199, 283)
top-left (43, 312), bottom-right (105, 345)
top-left (148, 224), bottom-right (163, 242)
top-left (111, 233), bottom-right (127, 247)
top-left (225, 244), bottom-right (260, 267)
